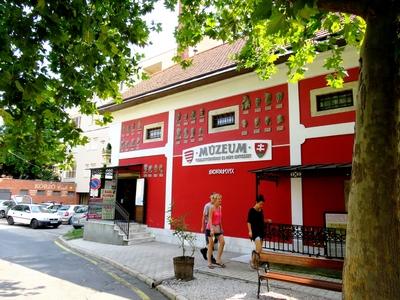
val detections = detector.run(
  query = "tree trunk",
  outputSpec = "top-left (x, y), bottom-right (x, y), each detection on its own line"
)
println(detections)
top-left (343, 8), bottom-right (400, 300)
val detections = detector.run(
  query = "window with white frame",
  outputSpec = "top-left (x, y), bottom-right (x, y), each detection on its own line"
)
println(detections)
top-left (208, 105), bottom-right (239, 134)
top-left (310, 81), bottom-right (358, 117)
top-left (143, 122), bottom-right (164, 143)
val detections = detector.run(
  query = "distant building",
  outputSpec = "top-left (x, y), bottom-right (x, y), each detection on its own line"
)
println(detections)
top-left (0, 177), bottom-right (76, 204)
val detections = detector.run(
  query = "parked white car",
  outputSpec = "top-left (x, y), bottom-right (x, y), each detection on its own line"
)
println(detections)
top-left (7, 204), bottom-right (62, 229)
top-left (57, 205), bottom-right (85, 224)
top-left (0, 199), bottom-right (18, 218)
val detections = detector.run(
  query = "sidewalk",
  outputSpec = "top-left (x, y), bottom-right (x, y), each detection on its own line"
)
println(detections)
top-left (58, 238), bottom-right (342, 300)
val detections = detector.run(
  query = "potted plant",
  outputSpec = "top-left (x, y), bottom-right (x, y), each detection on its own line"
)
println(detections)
top-left (167, 208), bottom-right (196, 281)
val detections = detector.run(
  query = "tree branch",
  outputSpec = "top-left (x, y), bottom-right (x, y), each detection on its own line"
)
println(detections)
top-left (316, 0), bottom-right (368, 17)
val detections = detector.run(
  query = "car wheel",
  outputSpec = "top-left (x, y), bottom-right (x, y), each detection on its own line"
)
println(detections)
top-left (52, 224), bottom-right (60, 228)
top-left (68, 217), bottom-right (72, 225)
top-left (31, 219), bottom-right (39, 229)
top-left (73, 225), bottom-right (82, 229)
top-left (7, 216), bottom-right (14, 225)
top-left (0, 210), bottom-right (5, 218)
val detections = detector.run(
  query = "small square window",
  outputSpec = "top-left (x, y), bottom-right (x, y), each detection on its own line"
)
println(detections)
top-left (143, 122), bottom-right (164, 143)
top-left (310, 81), bottom-right (357, 117)
top-left (208, 105), bottom-right (239, 134)
top-left (19, 189), bottom-right (29, 195)
top-left (37, 190), bottom-right (46, 196)
top-left (52, 191), bottom-right (61, 196)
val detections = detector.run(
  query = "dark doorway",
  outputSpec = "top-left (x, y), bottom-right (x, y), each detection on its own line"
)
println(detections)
top-left (116, 178), bottom-right (146, 224)
top-left (116, 179), bottom-right (136, 220)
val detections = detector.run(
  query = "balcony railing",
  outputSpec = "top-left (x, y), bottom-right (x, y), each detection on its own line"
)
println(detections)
top-left (263, 223), bottom-right (346, 259)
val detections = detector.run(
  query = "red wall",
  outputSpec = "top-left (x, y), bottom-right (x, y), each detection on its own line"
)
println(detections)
top-left (302, 134), bottom-right (354, 164)
top-left (119, 155), bottom-right (166, 228)
top-left (120, 112), bottom-right (169, 152)
top-left (299, 67), bottom-right (358, 127)
top-left (174, 84), bottom-right (289, 155)
top-left (171, 146), bottom-right (290, 238)
top-left (258, 178), bottom-right (292, 225)
top-left (302, 176), bottom-right (347, 226)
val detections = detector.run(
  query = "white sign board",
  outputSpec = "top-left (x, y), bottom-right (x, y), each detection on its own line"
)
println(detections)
top-left (135, 178), bottom-right (145, 206)
top-left (182, 140), bottom-right (272, 166)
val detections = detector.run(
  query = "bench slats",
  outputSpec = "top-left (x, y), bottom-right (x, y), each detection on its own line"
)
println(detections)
top-left (255, 251), bottom-right (343, 298)
top-left (260, 271), bottom-right (342, 292)
top-left (259, 252), bottom-right (343, 270)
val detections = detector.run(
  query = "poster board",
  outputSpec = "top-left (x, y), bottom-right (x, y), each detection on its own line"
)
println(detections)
top-left (325, 212), bottom-right (347, 230)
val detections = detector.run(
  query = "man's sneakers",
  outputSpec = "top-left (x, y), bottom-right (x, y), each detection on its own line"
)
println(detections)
top-left (200, 247), bottom-right (217, 264)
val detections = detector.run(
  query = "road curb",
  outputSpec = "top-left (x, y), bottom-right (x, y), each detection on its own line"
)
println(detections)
top-left (56, 237), bottom-right (185, 300)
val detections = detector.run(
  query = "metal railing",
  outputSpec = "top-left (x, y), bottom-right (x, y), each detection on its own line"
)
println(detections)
top-left (114, 202), bottom-right (130, 239)
top-left (263, 223), bottom-right (346, 259)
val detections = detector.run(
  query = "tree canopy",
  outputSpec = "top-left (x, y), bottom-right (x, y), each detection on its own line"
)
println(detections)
top-left (166, 0), bottom-right (400, 298)
top-left (0, 0), bottom-right (160, 179)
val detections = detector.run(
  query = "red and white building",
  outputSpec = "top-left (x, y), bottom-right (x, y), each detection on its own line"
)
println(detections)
top-left (96, 40), bottom-right (358, 253)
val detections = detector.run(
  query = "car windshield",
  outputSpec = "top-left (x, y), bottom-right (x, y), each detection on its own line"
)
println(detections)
top-left (31, 205), bottom-right (50, 213)
top-left (76, 207), bottom-right (88, 213)
top-left (59, 205), bottom-right (70, 211)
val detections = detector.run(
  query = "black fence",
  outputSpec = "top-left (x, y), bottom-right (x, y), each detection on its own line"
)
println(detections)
top-left (263, 223), bottom-right (346, 259)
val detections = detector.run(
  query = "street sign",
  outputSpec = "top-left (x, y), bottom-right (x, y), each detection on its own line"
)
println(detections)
top-left (90, 178), bottom-right (101, 190)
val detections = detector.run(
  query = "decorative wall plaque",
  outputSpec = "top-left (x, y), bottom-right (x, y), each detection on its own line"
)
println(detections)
top-left (153, 165), bottom-right (158, 177)
top-left (190, 127), bottom-right (195, 139)
top-left (176, 112), bottom-right (181, 123)
top-left (277, 114), bottom-right (285, 131)
top-left (241, 119), bottom-right (248, 128)
top-left (265, 116), bottom-right (272, 126)
top-left (255, 97), bottom-right (261, 112)
top-left (183, 113), bottom-right (188, 125)
top-left (148, 165), bottom-right (153, 177)
top-left (276, 92), bottom-right (284, 108)
top-left (254, 117), bottom-right (260, 128)
top-left (198, 127), bottom-right (204, 136)
top-left (199, 108), bottom-right (205, 118)
top-left (176, 127), bottom-right (181, 140)
top-left (265, 92), bottom-right (272, 106)
top-left (137, 120), bottom-right (141, 130)
top-left (242, 95), bottom-right (251, 112)
top-left (183, 127), bottom-right (188, 139)
top-left (191, 110), bottom-right (196, 122)
top-left (159, 164), bottom-right (164, 176)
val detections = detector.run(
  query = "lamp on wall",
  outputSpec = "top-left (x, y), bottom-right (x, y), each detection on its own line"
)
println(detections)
top-left (102, 143), bottom-right (112, 167)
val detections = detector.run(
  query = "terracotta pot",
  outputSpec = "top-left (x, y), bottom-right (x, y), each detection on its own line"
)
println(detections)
top-left (173, 256), bottom-right (194, 281)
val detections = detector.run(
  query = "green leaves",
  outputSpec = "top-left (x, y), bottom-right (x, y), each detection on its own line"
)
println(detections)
top-left (171, 0), bottom-right (365, 91)
top-left (0, 0), bottom-right (159, 179)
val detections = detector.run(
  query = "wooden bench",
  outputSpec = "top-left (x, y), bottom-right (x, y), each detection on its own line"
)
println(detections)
top-left (254, 251), bottom-right (343, 298)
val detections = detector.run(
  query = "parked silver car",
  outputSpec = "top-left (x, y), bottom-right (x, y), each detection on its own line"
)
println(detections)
top-left (0, 199), bottom-right (18, 218)
top-left (71, 206), bottom-right (88, 229)
top-left (57, 205), bottom-right (85, 224)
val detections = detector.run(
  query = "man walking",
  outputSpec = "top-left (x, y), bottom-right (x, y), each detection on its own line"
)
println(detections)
top-left (200, 192), bottom-right (217, 264)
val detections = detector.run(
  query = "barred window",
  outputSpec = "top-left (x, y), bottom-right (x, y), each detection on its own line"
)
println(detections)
top-left (208, 105), bottom-right (239, 134)
top-left (146, 127), bottom-right (162, 140)
top-left (212, 112), bottom-right (235, 128)
top-left (316, 90), bottom-right (354, 112)
top-left (143, 122), bottom-right (164, 143)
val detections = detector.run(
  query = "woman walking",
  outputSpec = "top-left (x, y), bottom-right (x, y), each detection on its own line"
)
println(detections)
top-left (206, 193), bottom-right (225, 268)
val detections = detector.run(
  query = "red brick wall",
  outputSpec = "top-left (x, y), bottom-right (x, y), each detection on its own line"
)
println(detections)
top-left (0, 178), bottom-right (77, 204)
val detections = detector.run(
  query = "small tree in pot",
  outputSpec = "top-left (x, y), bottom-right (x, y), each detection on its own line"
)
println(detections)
top-left (167, 208), bottom-right (196, 281)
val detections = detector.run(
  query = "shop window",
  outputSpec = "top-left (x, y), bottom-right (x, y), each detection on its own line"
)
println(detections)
top-left (37, 190), bottom-right (46, 196)
top-left (19, 189), bottom-right (29, 195)
top-left (310, 81), bottom-right (357, 117)
top-left (208, 105), bottom-right (239, 133)
top-left (67, 191), bottom-right (75, 197)
top-left (143, 122), bottom-right (164, 143)
top-left (52, 191), bottom-right (61, 196)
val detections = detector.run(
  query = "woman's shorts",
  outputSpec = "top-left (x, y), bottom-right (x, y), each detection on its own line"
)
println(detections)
top-left (206, 229), bottom-right (222, 239)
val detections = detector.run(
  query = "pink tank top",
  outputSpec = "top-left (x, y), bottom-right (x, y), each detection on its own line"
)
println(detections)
top-left (207, 207), bottom-right (221, 229)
